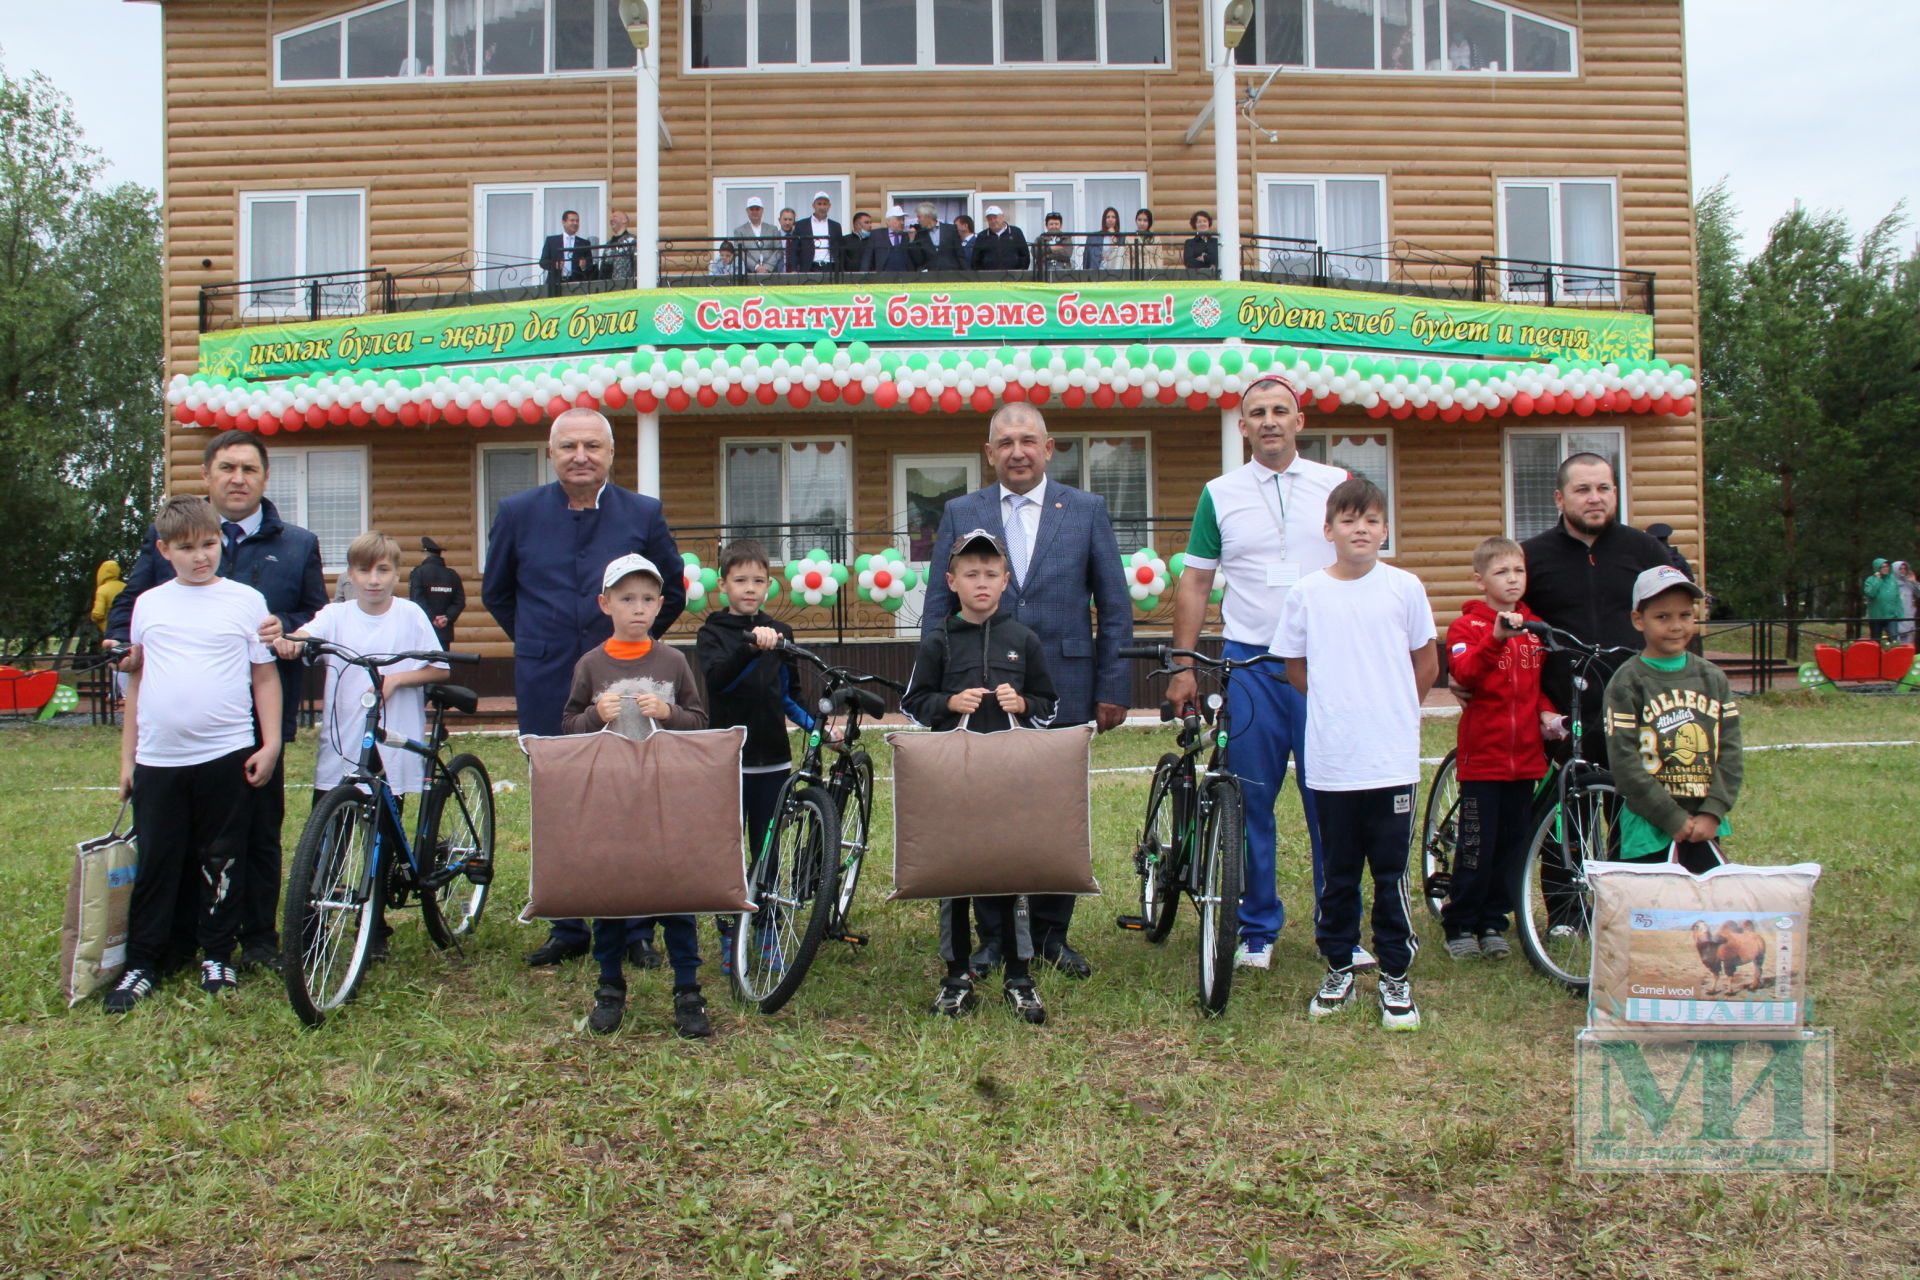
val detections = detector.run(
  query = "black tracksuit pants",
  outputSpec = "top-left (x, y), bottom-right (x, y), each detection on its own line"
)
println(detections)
top-left (1311, 784), bottom-right (1418, 976)
top-left (129, 747), bottom-right (252, 972)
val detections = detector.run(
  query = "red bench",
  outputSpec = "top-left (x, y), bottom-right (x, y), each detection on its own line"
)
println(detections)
top-left (0, 666), bottom-right (60, 713)
top-left (1813, 641), bottom-right (1915, 684)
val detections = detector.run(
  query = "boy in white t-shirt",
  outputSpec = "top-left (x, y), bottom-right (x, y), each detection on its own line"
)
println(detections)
top-left (109, 496), bottom-right (282, 1012)
top-left (1273, 478), bottom-right (1439, 1031)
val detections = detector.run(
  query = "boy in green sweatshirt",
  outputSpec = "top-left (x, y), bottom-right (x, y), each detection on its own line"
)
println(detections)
top-left (1602, 566), bottom-right (1742, 874)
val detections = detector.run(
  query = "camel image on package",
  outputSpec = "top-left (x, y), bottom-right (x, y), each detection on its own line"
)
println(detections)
top-left (1690, 918), bottom-right (1768, 996)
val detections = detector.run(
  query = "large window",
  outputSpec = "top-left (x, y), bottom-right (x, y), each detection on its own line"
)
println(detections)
top-left (723, 439), bottom-right (853, 562)
top-left (1504, 428), bottom-right (1624, 541)
top-left (276, 0), bottom-right (637, 85)
top-left (476, 444), bottom-right (555, 559)
top-left (1013, 172), bottom-right (1147, 234)
top-left (689, 0), bottom-right (1168, 70)
top-left (713, 176), bottom-right (851, 236)
top-left (1231, 0), bottom-right (1574, 75)
top-left (264, 447), bottom-right (370, 572)
top-left (1299, 430), bottom-right (1396, 554)
top-left (1050, 433), bottom-right (1150, 545)
top-left (474, 182), bottom-right (607, 289)
top-left (1258, 174), bottom-right (1387, 281)
top-left (239, 190), bottom-right (366, 319)
top-left (1497, 177), bottom-right (1619, 299)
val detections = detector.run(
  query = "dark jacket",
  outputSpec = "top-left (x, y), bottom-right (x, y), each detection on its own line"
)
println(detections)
top-left (408, 551), bottom-right (466, 646)
top-left (913, 220), bottom-right (965, 270)
top-left (970, 225), bottom-right (1030, 272)
top-left (540, 233), bottom-right (595, 285)
top-left (695, 611), bottom-right (816, 768)
top-left (862, 227), bottom-right (929, 273)
top-left (1520, 518), bottom-right (1671, 723)
top-left (790, 217), bottom-right (845, 269)
top-left (903, 614), bottom-right (1057, 734)
top-left (109, 496), bottom-right (326, 743)
top-left (839, 231), bottom-right (872, 271)
top-left (1183, 233), bottom-right (1219, 270)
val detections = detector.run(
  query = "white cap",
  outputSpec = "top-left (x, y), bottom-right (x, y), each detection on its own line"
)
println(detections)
top-left (886, 204), bottom-right (906, 218)
top-left (744, 195), bottom-right (764, 208)
top-left (812, 190), bottom-right (832, 202)
top-left (984, 204), bottom-right (1004, 216)
top-left (602, 553), bottom-right (664, 592)
top-left (1630, 565), bottom-right (1705, 611)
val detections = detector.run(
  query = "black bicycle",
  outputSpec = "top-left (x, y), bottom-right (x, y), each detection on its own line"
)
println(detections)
top-left (728, 640), bottom-right (901, 1013)
top-left (281, 640), bottom-right (495, 1027)
top-left (1116, 643), bottom-right (1284, 1014)
top-left (1415, 622), bottom-right (1635, 993)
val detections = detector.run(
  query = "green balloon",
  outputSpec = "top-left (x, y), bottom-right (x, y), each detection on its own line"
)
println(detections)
top-left (881, 596), bottom-right (903, 613)
top-left (1138, 595), bottom-right (1161, 613)
top-left (1153, 347), bottom-right (1177, 371)
top-left (813, 338), bottom-right (836, 363)
top-left (1030, 346), bottom-right (1054, 368)
top-left (1296, 349), bottom-right (1323, 370)
top-left (1218, 349), bottom-right (1244, 374)
top-left (855, 553), bottom-right (872, 572)
top-left (848, 341), bottom-right (871, 362)
top-left (1186, 350), bottom-right (1210, 375)
top-left (1126, 343), bottom-right (1150, 365)
top-left (691, 349), bottom-right (713, 369)
top-left (808, 547), bottom-right (830, 562)
top-left (880, 352), bottom-right (902, 372)
top-left (1062, 348), bottom-right (1085, 370)
top-left (1325, 352), bottom-right (1350, 375)
top-left (1352, 356), bottom-right (1375, 379)
top-left (1245, 347), bottom-right (1271, 370)
top-left (755, 343), bottom-right (778, 364)
top-left (725, 343), bottom-right (748, 364)
top-left (781, 343), bottom-right (804, 364)
top-left (940, 351), bottom-right (961, 370)
top-left (1421, 361), bottom-right (1445, 382)
top-left (1273, 346), bottom-right (1299, 368)
top-left (700, 568), bottom-right (718, 589)
top-left (1169, 551), bottom-right (1187, 576)
top-left (682, 551), bottom-right (699, 566)
top-left (1093, 346), bottom-right (1116, 367)
top-left (715, 592), bottom-right (730, 611)
top-left (829, 564), bottom-right (848, 583)
top-left (900, 567), bottom-right (919, 589)
top-left (907, 352), bottom-right (929, 371)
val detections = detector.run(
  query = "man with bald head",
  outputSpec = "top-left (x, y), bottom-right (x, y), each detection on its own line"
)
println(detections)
top-left (921, 401), bottom-right (1133, 978)
top-left (483, 408), bottom-right (685, 964)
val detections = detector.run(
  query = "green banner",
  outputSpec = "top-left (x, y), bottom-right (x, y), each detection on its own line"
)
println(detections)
top-left (198, 281), bottom-right (1652, 381)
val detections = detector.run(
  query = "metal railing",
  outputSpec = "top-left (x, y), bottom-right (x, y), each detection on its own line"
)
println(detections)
top-left (1475, 255), bottom-right (1655, 313)
top-left (657, 231), bottom-right (1220, 287)
top-left (1699, 617), bottom-right (1918, 695)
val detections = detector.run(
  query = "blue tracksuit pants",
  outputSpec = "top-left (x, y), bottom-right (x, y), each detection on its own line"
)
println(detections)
top-left (1221, 640), bottom-right (1324, 944)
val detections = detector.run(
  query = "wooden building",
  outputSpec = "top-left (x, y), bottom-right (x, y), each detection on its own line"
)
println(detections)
top-left (148, 0), bottom-right (1703, 687)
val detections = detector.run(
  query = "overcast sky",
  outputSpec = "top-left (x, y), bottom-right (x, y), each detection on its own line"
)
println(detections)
top-left (1, 0), bottom-right (1913, 257)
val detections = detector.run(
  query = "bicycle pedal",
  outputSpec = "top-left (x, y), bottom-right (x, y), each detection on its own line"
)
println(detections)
top-left (465, 860), bottom-right (494, 886)
top-left (837, 931), bottom-right (870, 947)
top-left (1115, 915), bottom-right (1148, 931)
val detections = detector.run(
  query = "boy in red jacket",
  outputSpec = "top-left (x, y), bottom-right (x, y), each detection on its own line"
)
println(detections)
top-left (1442, 537), bottom-right (1566, 959)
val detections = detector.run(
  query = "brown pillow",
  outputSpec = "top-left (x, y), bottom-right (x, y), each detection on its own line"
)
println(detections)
top-left (886, 723), bottom-right (1099, 901)
top-left (523, 727), bottom-right (753, 918)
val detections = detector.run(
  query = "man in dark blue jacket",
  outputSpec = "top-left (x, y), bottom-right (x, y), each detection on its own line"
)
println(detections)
top-left (483, 407), bottom-right (685, 964)
top-left (107, 429), bottom-right (328, 973)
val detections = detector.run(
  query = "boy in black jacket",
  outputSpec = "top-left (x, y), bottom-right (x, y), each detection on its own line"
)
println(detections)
top-left (694, 542), bottom-right (817, 970)
top-left (902, 530), bottom-right (1058, 1024)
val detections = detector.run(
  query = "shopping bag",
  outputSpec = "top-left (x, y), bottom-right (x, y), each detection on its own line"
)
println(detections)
top-left (886, 721), bottom-right (1099, 901)
top-left (522, 727), bottom-right (752, 918)
top-left (60, 803), bottom-right (138, 1006)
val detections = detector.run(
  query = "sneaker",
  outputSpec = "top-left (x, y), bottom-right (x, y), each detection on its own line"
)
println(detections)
top-left (1350, 946), bottom-right (1379, 972)
top-left (1547, 924), bottom-right (1577, 942)
top-left (1308, 967), bottom-right (1357, 1018)
top-left (237, 942), bottom-right (283, 975)
top-left (930, 975), bottom-right (979, 1018)
top-left (1478, 930), bottom-right (1512, 959)
top-left (1003, 978), bottom-right (1048, 1025)
top-left (1445, 935), bottom-right (1482, 961)
top-left (1378, 972), bottom-right (1421, 1031)
top-left (1234, 941), bottom-right (1273, 970)
top-left (103, 968), bottom-right (157, 1013)
top-left (626, 936), bottom-right (663, 970)
top-left (525, 937), bottom-right (590, 967)
top-left (1039, 940), bottom-right (1093, 979)
top-left (588, 980), bottom-right (626, 1035)
top-left (199, 959), bottom-right (239, 995)
top-left (673, 988), bottom-right (712, 1039)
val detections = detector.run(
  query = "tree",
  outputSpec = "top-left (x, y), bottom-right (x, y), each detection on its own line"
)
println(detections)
top-left (0, 63), bottom-right (164, 650)
top-left (1698, 182), bottom-right (1920, 619)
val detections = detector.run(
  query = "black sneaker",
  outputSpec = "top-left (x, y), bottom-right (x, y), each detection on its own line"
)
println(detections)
top-left (104, 968), bottom-right (156, 1013)
top-left (588, 980), bottom-right (626, 1035)
top-left (199, 959), bottom-right (239, 995)
top-left (237, 942), bottom-right (283, 975)
top-left (931, 975), bottom-right (979, 1018)
top-left (1039, 940), bottom-right (1093, 980)
top-left (673, 988), bottom-right (712, 1039)
top-left (626, 936), bottom-right (664, 969)
top-left (1003, 978), bottom-right (1048, 1025)
top-left (525, 937), bottom-right (590, 967)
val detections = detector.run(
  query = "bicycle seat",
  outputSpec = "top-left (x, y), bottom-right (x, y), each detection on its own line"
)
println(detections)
top-left (427, 683), bottom-right (479, 715)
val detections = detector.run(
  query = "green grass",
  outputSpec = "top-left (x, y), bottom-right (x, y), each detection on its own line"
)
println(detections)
top-left (2, 695), bottom-right (1916, 1278)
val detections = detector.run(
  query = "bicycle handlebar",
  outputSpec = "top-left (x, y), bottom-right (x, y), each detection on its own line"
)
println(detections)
top-left (302, 638), bottom-right (479, 667)
top-left (1120, 643), bottom-right (1285, 673)
top-left (778, 639), bottom-right (906, 694)
top-left (1520, 621), bottom-right (1637, 661)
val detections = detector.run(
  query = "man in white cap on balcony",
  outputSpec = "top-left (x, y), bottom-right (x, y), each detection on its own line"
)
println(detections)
top-left (969, 204), bottom-right (1030, 272)
top-left (732, 196), bottom-right (782, 275)
top-left (796, 190), bottom-right (843, 274)
top-left (912, 201), bottom-right (964, 271)
top-left (862, 205), bottom-right (927, 273)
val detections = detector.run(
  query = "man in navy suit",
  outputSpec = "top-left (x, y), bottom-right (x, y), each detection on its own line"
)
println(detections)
top-left (921, 403), bottom-right (1133, 978)
top-left (539, 209), bottom-right (595, 294)
top-left (861, 206), bottom-right (928, 273)
top-left (483, 407), bottom-right (685, 965)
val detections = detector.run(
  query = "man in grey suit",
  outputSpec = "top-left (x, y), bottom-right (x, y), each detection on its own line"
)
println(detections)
top-left (731, 197), bottom-right (783, 274)
top-left (921, 402), bottom-right (1134, 978)
top-left (911, 202), bottom-right (965, 271)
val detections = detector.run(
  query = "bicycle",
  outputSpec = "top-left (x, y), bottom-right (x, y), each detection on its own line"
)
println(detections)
top-left (728, 640), bottom-right (902, 1014)
top-left (1414, 622), bottom-right (1635, 993)
top-left (281, 640), bottom-right (496, 1027)
top-left (1115, 643), bottom-right (1285, 1015)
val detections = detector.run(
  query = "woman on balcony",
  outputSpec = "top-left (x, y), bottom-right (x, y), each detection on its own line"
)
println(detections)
top-left (1133, 208), bottom-right (1160, 270)
top-left (1082, 207), bottom-right (1128, 272)
top-left (1183, 211), bottom-right (1219, 272)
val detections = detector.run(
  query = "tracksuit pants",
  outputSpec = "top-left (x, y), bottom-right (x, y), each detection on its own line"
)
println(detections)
top-left (1222, 640), bottom-right (1324, 944)
top-left (596, 915), bottom-right (700, 986)
top-left (235, 751), bottom-right (287, 951)
top-left (942, 896), bottom-right (1033, 984)
top-left (1440, 778), bottom-right (1534, 938)
top-left (1311, 784), bottom-right (1417, 976)
top-left (128, 747), bottom-right (252, 972)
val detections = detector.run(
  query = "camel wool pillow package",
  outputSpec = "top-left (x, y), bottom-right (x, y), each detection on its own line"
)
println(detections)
top-left (1587, 859), bottom-right (1822, 1034)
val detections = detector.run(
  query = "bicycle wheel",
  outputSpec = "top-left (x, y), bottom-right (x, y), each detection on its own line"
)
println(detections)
top-left (418, 753), bottom-right (495, 947)
top-left (1417, 750), bottom-right (1460, 921)
top-left (828, 751), bottom-right (874, 934)
top-left (282, 786), bottom-right (379, 1028)
top-left (730, 785), bottom-right (841, 1014)
top-left (1135, 753), bottom-right (1182, 942)
top-left (1513, 776), bottom-right (1619, 994)
top-left (1193, 777), bottom-right (1245, 1015)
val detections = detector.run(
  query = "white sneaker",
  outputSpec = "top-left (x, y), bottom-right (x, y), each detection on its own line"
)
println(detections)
top-left (1350, 945), bottom-right (1378, 972)
top-left (1378, 972), bottom-right (1421, 1031)
top-left (1234, 941), bottom-right (1273, 970)
top-left (1308, 967), bottom-right (1357, 1018)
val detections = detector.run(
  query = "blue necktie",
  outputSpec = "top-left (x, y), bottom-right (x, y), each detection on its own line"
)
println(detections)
top-left (1003, 494), bottom-right (1031, 584)
top-left (222, 521), bottom-right (244, 560)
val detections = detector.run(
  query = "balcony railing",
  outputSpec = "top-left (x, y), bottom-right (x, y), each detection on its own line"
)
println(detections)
top-left (1239, 237), bottom-right (1655, 314)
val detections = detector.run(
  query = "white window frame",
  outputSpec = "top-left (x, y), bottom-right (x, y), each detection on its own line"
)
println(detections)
top-left (473, 180), bottom-right (610, 288)
top-left (1256, 173), bottom-right (1389, 247)
top-left (684, 0), bottom-right (1172, 74)
top-left (475, 442), bottom-right (556, 563)
top-left (237, 189), bottom-right (368, 320)
top-left (719, 435), bottom-right (855, 562)
top-left (273, 0), bottom-right (639, 87)
top-left (1222, 0), bottom-right (1577, 76)
top-left (712, 175), bottom-right (853, 236)
top-left (1495, 176), bottom-right (1621, 302)
top-left (1297, 428), bottom-right (1398, 556)
top-left (1012, 172), bottom-right (1150, 235)
top-left (889, 190), bottom-right (976, 223)
top-left (264, 446), bottom-right (371, 573)
top-left (1501, 426), bottom-right (1627, 541)
top-left (1048, 431), bottom-right (1154, 536)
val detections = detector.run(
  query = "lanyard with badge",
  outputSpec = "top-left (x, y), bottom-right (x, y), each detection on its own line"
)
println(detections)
top-left (1256, 468), bottom-right (1301, 592)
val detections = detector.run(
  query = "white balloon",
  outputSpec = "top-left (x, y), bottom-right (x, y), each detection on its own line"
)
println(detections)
top-left (802, 373), bottom-right (821, 391)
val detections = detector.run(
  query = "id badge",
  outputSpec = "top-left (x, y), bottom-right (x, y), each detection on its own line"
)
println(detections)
top-left (1265, 563), bottom-right (1301, 590)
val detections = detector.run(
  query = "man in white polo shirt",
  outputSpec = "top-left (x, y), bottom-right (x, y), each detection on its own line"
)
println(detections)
top-left (1165, 375), bottom-right (1352, 972)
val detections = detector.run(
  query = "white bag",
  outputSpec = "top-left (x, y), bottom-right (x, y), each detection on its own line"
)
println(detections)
top-left (60, 804), bottom-right (139, 1006)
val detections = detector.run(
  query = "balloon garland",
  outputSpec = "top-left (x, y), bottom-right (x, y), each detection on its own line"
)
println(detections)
top-left (784, 549), bottom-right (848, 607)
top-left (854, 549), bottom-right (919, 613)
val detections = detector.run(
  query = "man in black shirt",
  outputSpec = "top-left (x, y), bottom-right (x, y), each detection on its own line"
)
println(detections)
top-left (408, 536), bottom-right (466, 650)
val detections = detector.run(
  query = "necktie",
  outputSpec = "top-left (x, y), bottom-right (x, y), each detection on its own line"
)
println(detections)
top-left (891, 232), bottom-right (900, 246)
top-left (222, 521), bottom-right (244, 562)
top-left (1003, 494), bottom-right (1031, 584)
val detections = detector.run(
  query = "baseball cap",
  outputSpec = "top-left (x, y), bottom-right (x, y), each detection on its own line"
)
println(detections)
top-left (812, 189), bottom-right (832, 202)
top-left (1646, 522), bottom-right (1674, 539)
top-left (950, 528), bottom-right (1007, 560)
top-left (602, 553), bottom-right (664, 592)
top-left (744, 195), bottom-right (764, 208)
top-left (984, 204), bottom-right (1004, 216)
top-left (1630, 565), bottom-right (1704, 611)
top-left (887, 204), bottom-right (906, 218)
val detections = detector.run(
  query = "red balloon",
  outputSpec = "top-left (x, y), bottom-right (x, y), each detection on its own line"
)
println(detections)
top-left (1673, 395), bottom-right (1694, 416)
top-left (328, 405), bottom-right (351, 426)
top-left (873, 569), bottom-right (892, 590)
top-left (1573, 395), bottom-right (1596, 418)
top-left (1464, 406), bottom-right (1486, 422)
top-left (513, 399), bottom-right (536, 424)
top-left (689, 386), bottom-right (714, 407)
top-left (1440, 406), bottom-right (1463, 423)
top-left (603, 384), bottom-right (629, 409)
top-left (212, 410), bottom-right (234, 430)
top-left (816, 381), bottom-right (841, 402)
top-left (724, 386), bottom-right (748, 406)
top-left (1554, 391), bottom-right (1576, 415)
top-left (1135, 566), bottom-right (1154, 585)
top-left (256, 417), bottom-right (278, 436)
top-left (1414, 404), bottom-right (1438, 420)
top-left (228, 413), bottom-right (252, 432)
top-left (875, 383), bottom-right (899, 408)
top-left (1119, 386), bottom-right (1144, 407)
top-left (1390, 402), bottom-right (1413, 420)
top-left (173, 403), bottom-right (194, 424)
top-left (938, 388), bottom-right (961, 413)
top-left (465, 403), bottom-right (489, 427)
top-left (192, 406), bottom-right (216, 427)
top-left (305, 406), bottom-right (327, 429)
top-left (634, 391), bottom-right (660, 412)
top-left (1317, 394), bottom-right (1341, 413)
top-left (970, 387), bottom-right (995, 412)
top-left (665, 387), bottom-right (692, 411)
top-left (489, 401), bottom-right (513, 426)
top-left (842, 383), bottom-right (865, 405)
top-left (374, 407), bottom-right (397, 426)
top-left (755, 384), bottom-right (778, 405)
top-left (281, 408), bottom-right (304, 431)
top-left (1365, 402), bottom-right (1389, 418)
top-left (908, 388), bottom-right (933, 414)
top-left (1091, 385), bottom-right (1116, 408)
top-left (1511, 393), bottom-right (1535, 417)
top-left (1630, 396), bottom-right (1653, 414)
top-left (1028, 385), bottom-right (1050, 406)
top-left (419, 403), bottom-right (442, 424)
top-left (1156, 386), bottom-right (1178, 404)
top-left (1652, 394), bottom-right (1675, 414)
top-left (574, 391), bottom-right (597, 410)
top-left (348, 407), bottom-right (371, 427)
top-left (545, 396), bottom-right (569, 419)
top-left (788, 387), bottom-right (812, 409)
top-left (1061, 387), bottom-right (1085, 408)
top-left (802, 570), bottom-right (822, 590)
top-left (1002, 383), bottom-right (1027, 402)
top-left (1218, 392), bottom-right (1240, 410)
top-left (1185, 392), bottom-right (1209, 411)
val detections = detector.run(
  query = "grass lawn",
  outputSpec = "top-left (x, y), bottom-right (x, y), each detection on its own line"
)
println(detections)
top-left (2, 695), bottom-right (1916, 1278)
